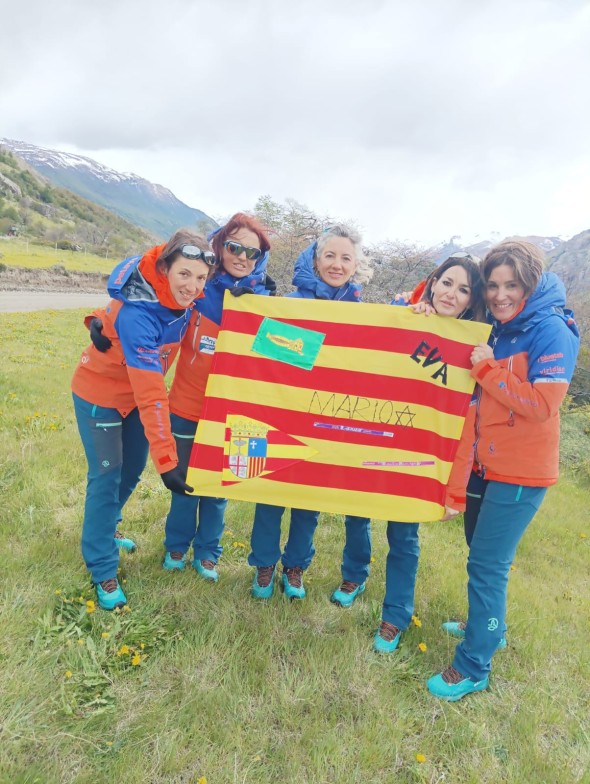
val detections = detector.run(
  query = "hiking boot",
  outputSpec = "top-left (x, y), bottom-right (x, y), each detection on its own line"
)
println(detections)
top-left (163, 551), bottom-right (186, 571)
top-left (193, 558), bottom-right (219, 583)
top-left (427, 665), bottom-right (489, 702)
top-left (252, 565), bottom-right (276, 599)
top-left (442, 621), bottom-right (507, 650)
top-left (330, 580), bottom-right (366, 608)
top-left (373, 621), bottom-right (402, 653)
top-left (114, 529), bottom-right (137, 553)
top-left (281, 566), bottom-right (306, 600)
top-left (95, 577), bottom-right (127, 611)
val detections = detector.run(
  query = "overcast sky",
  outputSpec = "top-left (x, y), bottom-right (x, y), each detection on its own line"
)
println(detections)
top-left (2, 0), bottom-right (589, 247)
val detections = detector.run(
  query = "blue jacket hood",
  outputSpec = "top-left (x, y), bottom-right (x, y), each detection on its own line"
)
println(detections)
top-left (291, 242), bottom-right (362, 302)
top-left (107, 255), bottom-right (187, 320)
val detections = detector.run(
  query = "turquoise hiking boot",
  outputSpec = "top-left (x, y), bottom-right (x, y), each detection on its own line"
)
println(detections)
top-left (330, 580), bottom-right (366, 608)
top-left (281, 566), bottom-right (306, 600)
top-left (114, 529), bottom-right (137, 553)
top-left (163, 551), bottom-right (186, 571)
top-left (96, 578), bottom-right (127, 611)
top-left (252, 565), bottom-right (276, 600)
top-left (193, 559), bottom-right (219, 583)
top-left (373, 621), bottom-right (401, 653)
top-left (427, 666), bottom-right (489, 702)
top-left (442, 621), bottom-right (507, 650)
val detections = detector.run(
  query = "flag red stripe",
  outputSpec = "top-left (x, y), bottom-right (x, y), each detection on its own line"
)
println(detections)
top-left (221, 309), bottom-right (474, 367)
top-left (212, 352), bottom-right (467, 416)
top-left (195, 443), bottom-right (445, 505)
top-left (202, 399), bottom-right (460, 462)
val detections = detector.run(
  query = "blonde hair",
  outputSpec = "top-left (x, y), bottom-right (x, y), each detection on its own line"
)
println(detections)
top-left (315, 224), bottom-right (373, 285)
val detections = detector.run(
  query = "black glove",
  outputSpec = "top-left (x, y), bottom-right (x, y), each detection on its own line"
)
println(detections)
top-left (229, 286), bottom-right (254, 297)
top-left (89, 318), bottom-right (113, 352)
top-left (264, 274), bottom-right (277, 296)
top-left (160, 466), bottom-right (194, 495)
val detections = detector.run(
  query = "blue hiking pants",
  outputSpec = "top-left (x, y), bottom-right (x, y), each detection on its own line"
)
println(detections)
top-left (381, 522), bottom-right (421, 629)
top-left (73, 393), bottom-right (149, 583)
top-left (164, 413), bottom-right (227, 562)
top-left (453, 478), bottom-right (547, 681)
top-left (248, 503), bottom-right (319, 569)
top-left (341, 516), bottom-right (372, 583)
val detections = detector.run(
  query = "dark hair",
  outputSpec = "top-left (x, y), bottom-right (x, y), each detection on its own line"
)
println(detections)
top-left (481, 240), bottom-right (544, 296)
top-left (156, 229), bottom-right (210, 273)
top-left (210, 212), bottom-right (271, 261)
top-left (422, 255), bottom-right (486, 321)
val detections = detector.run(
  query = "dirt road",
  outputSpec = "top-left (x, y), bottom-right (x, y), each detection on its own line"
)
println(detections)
top-left (0, 290), bottom-right (109, 313)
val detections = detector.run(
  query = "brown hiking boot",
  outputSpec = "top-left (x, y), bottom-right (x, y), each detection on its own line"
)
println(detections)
top-left (373, 620), bottom-right (402, 652)
top-left (113, 529), bottom-right (137, 552)
top-left (330, 579), bottom-right (366, 607)
top-left (252, 565), bottom-right (276, 599)
top-left (282, 566), bottom-right (306, 599)
top-left (441, 665), bottom-right (467, 685)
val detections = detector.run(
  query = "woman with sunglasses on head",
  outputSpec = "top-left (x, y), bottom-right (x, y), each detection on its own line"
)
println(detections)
top-left (162, 213), bottom-right (272, 581)
top-left (426, 240), bottom-right (579, 701)
top-left (71, 231), bottom-right (215, 609)
top-left (370, 254), bottom-right (487, 648)
top-left (249, 224), bottom-right (375, 601)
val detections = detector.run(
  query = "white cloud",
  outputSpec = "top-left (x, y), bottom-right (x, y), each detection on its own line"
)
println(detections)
top-left (2, 0), bottom-right (590, 245)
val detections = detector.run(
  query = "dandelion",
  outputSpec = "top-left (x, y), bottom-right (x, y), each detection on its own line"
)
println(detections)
top-left (54, 589), bottom-right (62, 595)
top-left (106, 741), bottom-right (113, 747)
top-left (117, 644), bottom-right (130, 656)
top-left (122, 605), bottom-right (131, 613)
top-left (77, 639), bottom-right (85, 646)
top-left (197, 777), bottom-right (207, 784)
top-left (131, 654), bottom-right (141, 666)
top-left (86, 600), bottom-right (96, 613)
top-left (370, 556), bottom-right (376, 563)
top-left (510, 565), bottom-right (516, 571)
top-left (233, 541), bottom-right (246, 549)
top-left (416, 753), bottom-right (426, 763)
top-left (65, 671), bottom-right (73, 679)
top-left (140, 643), bottom-right (145, 650)
top-left (581, 533), bottom-right (587, 539)
top-left (101, 632), bottom-right (110, 639)
top-left (418, 642), bottom-right (427, 653)
top-left (412, 615), bottom-right (422, 628)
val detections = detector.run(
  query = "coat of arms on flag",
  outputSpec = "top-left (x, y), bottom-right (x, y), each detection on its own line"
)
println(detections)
top-left (187, 293), bottom-right (491, 522)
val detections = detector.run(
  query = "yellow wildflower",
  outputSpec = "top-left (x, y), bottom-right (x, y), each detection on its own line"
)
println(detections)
top-left (86, 600), bottom-right (96, 613)
top-left (416, 753), bottom-right (426, 763)
top-left (101, 632), bottom-right (110, 639)
top-left (54, 589), bottom-right (62, 595)
top-left (65, 671), bottom-right (73, 679)
top-left (122, 605), bottom-right (131, 613)
top-left (131, 654), bottom-right (141, 666)
top-left (197, 777), bottom-right (207, 784)
top-left (106, 741), bottom-right (113, 747)
top-left (117, 644), bottom-right (130, 656)
top-left (412, 616), bottom-right (422, 628)
top-left (418, 642), bottom-right (427, 652)
top-left (580, 533), bottom-right (587, 539)
top-left (140, 643), bottom-right (145, 650)
top-left (77, 639), bottom-right (85, 646)
top-left (510, 565), bottom-right (516, 571)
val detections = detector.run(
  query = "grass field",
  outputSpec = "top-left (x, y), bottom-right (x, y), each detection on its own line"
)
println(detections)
top-left (0, 308), bottom-right (588, 784)
top-left (0, 238), bottom-right (115, 274)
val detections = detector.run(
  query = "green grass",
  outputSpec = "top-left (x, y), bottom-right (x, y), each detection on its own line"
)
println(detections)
top-left (1, 309), bottom-right (589, 784)
top-left (0, 238), bottom-right (114, 273)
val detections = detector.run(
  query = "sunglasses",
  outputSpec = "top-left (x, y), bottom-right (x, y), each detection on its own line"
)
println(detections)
top-left (449, 251), bottom-right (480, 263)
top-left (223, 240), bottom-right (263, 262)
top-left (180, 245), bottom-right (217, 266)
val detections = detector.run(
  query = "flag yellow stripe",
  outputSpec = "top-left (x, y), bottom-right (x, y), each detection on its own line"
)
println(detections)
top-left (186, 466), bottom-right (443, 523)
top-left (204, 375), bottom-right (466, 440)
top-left (222, 293), bottom-right (491, 347)
top-left (216, 331), bottom-right (475, 394)
top-left (199, 419), bottom-right (454, 481)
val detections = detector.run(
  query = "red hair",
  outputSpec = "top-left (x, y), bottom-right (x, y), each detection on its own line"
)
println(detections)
top-left (210, 212), bottom-right (271, 260)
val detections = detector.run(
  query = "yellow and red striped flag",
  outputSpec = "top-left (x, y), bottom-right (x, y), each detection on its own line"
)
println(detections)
top-left (187, 293), bottom-right (491, 522)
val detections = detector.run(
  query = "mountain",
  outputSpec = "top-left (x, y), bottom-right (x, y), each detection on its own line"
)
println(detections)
top-left (0, 145), bottom-right (157, 256)
top-left (546, 228), bottom-right (590, 295)
top-left (432, 233), bottom-right (565, 265)
top-left (1, 139), bottom-right (216, 240)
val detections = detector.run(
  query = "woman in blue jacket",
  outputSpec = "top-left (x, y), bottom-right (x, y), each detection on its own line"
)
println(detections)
top-left (249, 224), bottom-right (374, 600)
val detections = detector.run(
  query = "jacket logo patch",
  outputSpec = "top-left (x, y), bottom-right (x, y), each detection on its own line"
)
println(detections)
top-left (199, 336), bottom-right (216, 355)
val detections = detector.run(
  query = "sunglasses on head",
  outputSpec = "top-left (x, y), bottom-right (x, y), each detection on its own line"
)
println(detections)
top-left (180, 245), bottom-right (217, 266)
top-left (449, 251), bottom-right (480, 263)
top-left (223, 240), bottom-right (263, 262)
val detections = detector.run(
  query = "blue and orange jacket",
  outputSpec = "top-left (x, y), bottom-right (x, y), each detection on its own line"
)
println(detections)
top-left (72, 245), bottom-right (196, 474)
top-left (289, 242), bottom-right (362, 302)
top-left (167, 248), bottom-right (271, 422)
top-left (446, 272), bottom-right (579, 505)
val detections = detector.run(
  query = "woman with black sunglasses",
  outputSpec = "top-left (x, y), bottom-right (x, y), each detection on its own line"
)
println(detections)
top-left (161, 213), bottom-right (273, 581)
top-left (71, 230), bottom-right (214, 610)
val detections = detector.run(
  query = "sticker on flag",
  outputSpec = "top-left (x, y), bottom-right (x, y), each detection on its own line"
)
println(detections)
top-left (187, 293), bottom-right (491, 522)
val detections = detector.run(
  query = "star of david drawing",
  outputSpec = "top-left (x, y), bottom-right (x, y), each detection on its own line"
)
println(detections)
top-left (393, 405), bottom-right (416, 427)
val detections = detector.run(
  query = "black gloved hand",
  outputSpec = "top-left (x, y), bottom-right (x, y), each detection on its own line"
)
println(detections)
top-left (160, 466), bottom-right (194, 495)
top-left (229, 286), bottom-right (254, 297)
top-left (89, 317), bottom-right (113, 352)
top-left (264, 273), bottom-right (277, 296)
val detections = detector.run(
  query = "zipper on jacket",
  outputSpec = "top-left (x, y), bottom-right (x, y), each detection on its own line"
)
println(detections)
top-left (473, 385), bottom-right (484, 476)
top-left (506, 356), bottom-right (514, 427)
top-left (190, 312), bottom-right (201, 365)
